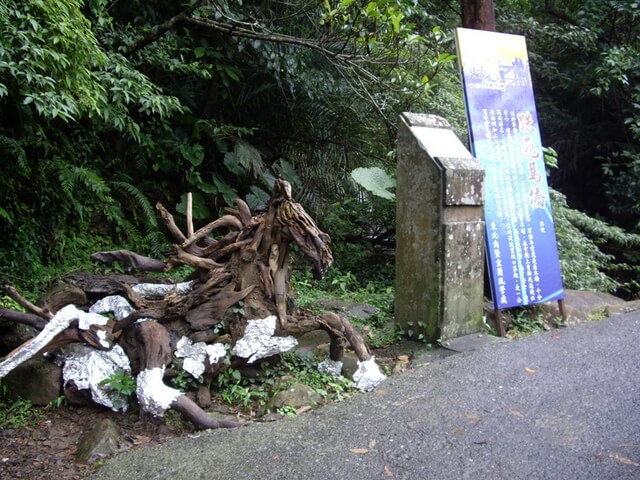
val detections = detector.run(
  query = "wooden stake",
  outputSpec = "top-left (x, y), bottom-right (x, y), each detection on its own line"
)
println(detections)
top-left (186, 192), bottom-right (194, 238)
top-left (558, 298), bottom-right (568, 323)
top-left (494, 308), bottom-right (506, 337)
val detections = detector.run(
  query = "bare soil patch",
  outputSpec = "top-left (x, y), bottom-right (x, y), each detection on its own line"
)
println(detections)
top-left (0, 404), bottom-right (194, 480)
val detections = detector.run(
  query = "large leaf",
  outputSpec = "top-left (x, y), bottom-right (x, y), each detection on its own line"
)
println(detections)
top-left (245, 185), bottom-right (271, 209)
top-left (176, 191), bottom-right (211, 220)
top-left (350, 167), bottom-right (396, 200)
top-left (234, 139), bottom-right (264, 178)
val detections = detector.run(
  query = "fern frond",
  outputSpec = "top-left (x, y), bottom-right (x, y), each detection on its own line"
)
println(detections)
top-left (111, 180), bottom-right (158, 229)
top-left (55, 162), bottom-right (110, 196)
top-left (144, 231), bottom-right (170, 259)
top-left (0, 135), bottom-right (27, 172)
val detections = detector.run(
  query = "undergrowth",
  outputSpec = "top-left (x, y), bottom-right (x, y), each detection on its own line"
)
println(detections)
top-left (291, 264), bottom-right (398, 348)
top-left (0, 384), bottom-right (43, 430)
top-left (213, 352), bottom-right (357, 416)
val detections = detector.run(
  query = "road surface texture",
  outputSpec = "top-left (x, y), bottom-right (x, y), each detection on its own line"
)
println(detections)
top-left (90, 312), bottom-right (640, 480)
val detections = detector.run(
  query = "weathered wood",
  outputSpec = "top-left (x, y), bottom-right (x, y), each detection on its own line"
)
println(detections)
top-left (181, 215), bottom-right (242, 249)
top-left (185, 284), bottom-right (255, 330)
top-left (462, 0), bottom-right (496, 31)
top-left (123, 320), bottom-right (239, 429)
top-left (39, 284), bottom-right (87, 314)
top-left (156, 202), bottom-right (187, 243)
top-left (167, 246), bottom-right (225, 271)
top-left (234, 198), bottom-right (252, 226)
top-left (0, 308), bottom-right (48, 330)
top-left (61, 272), bottom-right (140, 294)
top-left (124, 320), bottom-right (172, 371)
top-left (186, 192), bottom-right (194, 238)
top-left (0, 179), bottom-right (374, 431)
top-left (172, 395), bottom-right (241, 429)
top-left (3, 285), bottom-right (51, 319)
top-left (91, 250), bottom-right (166, 272)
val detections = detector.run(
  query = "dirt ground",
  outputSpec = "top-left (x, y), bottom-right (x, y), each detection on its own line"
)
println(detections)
top-left (0, 346), bottom-right (406, 480)
top-left (0, 403), bottom-right (196, 480)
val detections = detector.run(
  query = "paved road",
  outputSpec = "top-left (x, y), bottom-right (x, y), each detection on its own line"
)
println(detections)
top-left (90, 313), bottom-right (640, 480)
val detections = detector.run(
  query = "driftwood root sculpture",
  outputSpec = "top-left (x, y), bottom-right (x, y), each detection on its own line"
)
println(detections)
top-left (0, 179), bottom-right (376, 429)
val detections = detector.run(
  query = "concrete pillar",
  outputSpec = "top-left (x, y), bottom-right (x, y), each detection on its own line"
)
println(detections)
top-left (395, 113), bottom-right (485, 342)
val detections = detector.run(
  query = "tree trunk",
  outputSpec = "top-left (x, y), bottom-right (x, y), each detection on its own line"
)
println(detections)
top-left (462, 0), bottom-right (496, 31)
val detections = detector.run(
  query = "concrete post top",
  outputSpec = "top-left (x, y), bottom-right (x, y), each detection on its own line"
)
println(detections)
top-left (401, 112), bottom-right (450, 129)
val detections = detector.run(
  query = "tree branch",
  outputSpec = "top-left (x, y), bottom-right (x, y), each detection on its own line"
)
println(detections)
top-left (183, 15), bottom-right (357, 66)
top-left (2, 285), bottom-right (51, 319)
top-left (126, 0), bottom-right (206, 55)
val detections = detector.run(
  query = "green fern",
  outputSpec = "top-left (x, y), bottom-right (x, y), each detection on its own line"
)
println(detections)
top-left (0, 134), bottom-right (27, 171)
top-left (111, 181), bottom-right (158, 229)
top-left (551, 189), bottom-right (627, 292)
top-left (56, 162), bottom-right (110, 196)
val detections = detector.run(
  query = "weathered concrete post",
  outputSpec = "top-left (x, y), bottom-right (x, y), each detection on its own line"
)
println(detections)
top-left (396, 112), bottom-right (485, 342)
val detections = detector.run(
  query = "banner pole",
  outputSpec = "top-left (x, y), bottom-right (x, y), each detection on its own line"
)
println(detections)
top-left (558, 299), bottom-right (567, 323)
top-left (493, 308), bottom-right (506, 337)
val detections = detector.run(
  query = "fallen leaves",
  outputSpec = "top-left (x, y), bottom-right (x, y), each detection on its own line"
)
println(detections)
top-left (383, 466), bottom-right (394, 477)
top-left (611, 453), bottom-right (640, 467)
top-left (465, 413), bottom-right (481, 422)
top-left (524, 367), bottom-right (538, 374)
top-left (350, 439), bottom-right (377, 455)
top-left (350, 448), bottom-right (369, 455)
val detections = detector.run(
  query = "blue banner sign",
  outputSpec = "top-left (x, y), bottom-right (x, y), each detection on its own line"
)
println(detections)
top-left (455, 28), bottom-right (564, 309)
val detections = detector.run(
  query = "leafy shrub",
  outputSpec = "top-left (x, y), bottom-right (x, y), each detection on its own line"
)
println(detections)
top-left (551, 188), bottom-right (640, 295)
top-left (0, 384), bottom-right (42, 430)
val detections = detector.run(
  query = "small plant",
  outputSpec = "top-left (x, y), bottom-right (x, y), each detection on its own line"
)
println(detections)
top-left (97, 369), bottom-right (136, 410)
top-left (276, 405), bottom-right (297, 417)
top-left (98, 369), bottom-right (136, 396)
top-left (163, 409), bottom-right (192, 431)
top-left (396, 320), bottom-right (428, 343)
top-left (0, 384), bottom-right (42, 430)
top-left (49, 395), bottom-right (67, 409)
top-left (216, 368), bottom-right (268, 407)
top-left (169, 365), bottom-right (199, 391)
top-left (232, 300), bottom-right (246, 316)
top-left (506, 306), bottom-right (545, 338)
top-left (364, 322), bottom-right (400, 348)
top-left (587, 307), bottom-right (608, 322)
top-left (274, 352), bottom-right (356, 402)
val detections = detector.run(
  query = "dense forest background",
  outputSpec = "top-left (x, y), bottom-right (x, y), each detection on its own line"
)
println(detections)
top-left (1, 0), bottom-right (639, 298)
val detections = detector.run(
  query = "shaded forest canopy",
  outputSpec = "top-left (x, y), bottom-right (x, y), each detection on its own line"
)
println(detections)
top-left (0, 0), bottom-right (639, 296)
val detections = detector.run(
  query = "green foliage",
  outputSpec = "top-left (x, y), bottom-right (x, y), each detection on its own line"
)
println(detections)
top-left (293, 268), bottom-right (394, 319)
top-left (396, 320), bottom-right (429, 343)
top-left (500, 1), bottom-right (640, 230)
top-left (49, 396), bottom-right (67, 409)
top-left (0, 0), bottom-right (464, 298)
top-left (0, 295), bottom-right (22, 311)
top-left (0, 385), bottom-right (42, 430)
top-left (215, 367), bottom-right (265, 408)
top-left (505, 306), bottom-right (546, 338)
top-left (292, 266), bottom-right (395, 349)
top-left (350, 167), bottom-right (396, 200)
top-left (213, 352), bottom-right (356, 413)
top-left (169, 364), bottom-right (200, 392)
top-left (269, 352), bottom-right (355, 404)
top-left (551, 188), bottom-right (640, 294)
top-left (98, 369), bottom-right (136, 396)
